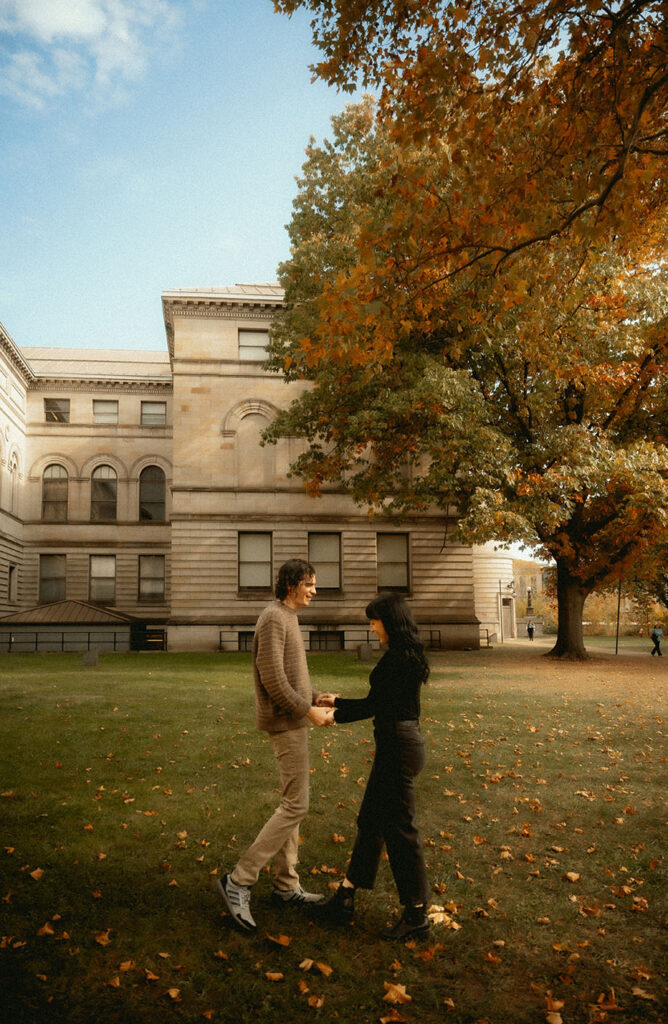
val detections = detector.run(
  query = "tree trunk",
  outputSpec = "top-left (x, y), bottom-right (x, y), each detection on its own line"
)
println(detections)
top-left (549, 559), bottom-right (589, 660)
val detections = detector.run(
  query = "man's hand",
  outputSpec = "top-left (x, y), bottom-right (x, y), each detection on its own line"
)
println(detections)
top-left (307, 705), bottom-right (334, 727)
top-left (315, 692), bottom-right (339, 708)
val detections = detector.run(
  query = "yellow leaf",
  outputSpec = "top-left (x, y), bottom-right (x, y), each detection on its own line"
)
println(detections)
top-left (166, 988), bottom-right (181, 1001)
top-left (266, 933), bottom-right (291, 946)
top-left (383, 982), bottom-right (412, 1004)
top-left (316, 961), bottom-right (333, 976)
top-left (299, 958), bottom-right (314, 970)
top-left (119, 959), bottom-right (135, 972)
top-left (308, 995), bottom-right (325, 1008)
top-left (29, 868), bottom-right (44, 881)
top-left (266, 972), bottom-right (284, 982)
top-left (145, 969), bottom-right (160, 982)
top-left (108, 976), bottom-right (120, 988)
top-left (95, 929), bottom-right (112, 946)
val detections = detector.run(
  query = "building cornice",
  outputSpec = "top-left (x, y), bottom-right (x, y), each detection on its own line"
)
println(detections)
top-left (30, 377), bottom-right (173, 394)
top-left (161, 284), bottom-right (285, 361)
top-left (0, 321), bottom-right (36, 385)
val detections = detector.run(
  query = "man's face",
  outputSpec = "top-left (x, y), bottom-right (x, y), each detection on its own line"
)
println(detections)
top-left (286, 574), bottom-right (317, 610)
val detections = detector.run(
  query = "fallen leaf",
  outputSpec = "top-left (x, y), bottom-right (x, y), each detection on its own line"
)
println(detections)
top-left (166, 987), bottom-right (181, 1001)
top-left (632, 987), bottom-right (657, 1001)
top-left (308, 995), bottom-right (325, 1008)
top-left (316, 961), bottom-right (333, 976)
top-left (265, 972), bottom-right (284, 982)
top-left (383, 982), bottom-right (412, 1004)
top-left (95, 929), bottom-right (112, 946)
top-left (29, 868), bottom-right (44, 881)
top-left (266, 933), bottom-right (291, 947)
top-left (108, 976), bottom-right (120, 988)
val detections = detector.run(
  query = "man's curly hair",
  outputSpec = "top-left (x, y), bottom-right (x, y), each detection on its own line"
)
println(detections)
top-left (275, 559), bottom-right (316, 600)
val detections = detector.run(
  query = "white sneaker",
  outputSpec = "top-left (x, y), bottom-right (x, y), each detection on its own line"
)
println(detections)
top-left (271, 885), bottom-right (325, 906)
top-left (215, 873), bottom-right (256, 932)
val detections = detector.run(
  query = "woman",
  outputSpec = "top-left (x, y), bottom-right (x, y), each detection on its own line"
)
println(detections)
top-left (319, 592), bottom-right (431, 940)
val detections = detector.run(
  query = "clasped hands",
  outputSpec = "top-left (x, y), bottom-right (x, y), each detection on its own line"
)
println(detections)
top-left (307, 692), bottom-right (339, 727)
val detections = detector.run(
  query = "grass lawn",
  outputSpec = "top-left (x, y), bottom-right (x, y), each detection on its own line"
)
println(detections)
top-left (0, 648), bottom-right (665, 1024)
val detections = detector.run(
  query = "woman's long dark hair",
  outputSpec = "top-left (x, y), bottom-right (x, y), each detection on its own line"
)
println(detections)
top-left (365, 592), bottom-right (430, 684)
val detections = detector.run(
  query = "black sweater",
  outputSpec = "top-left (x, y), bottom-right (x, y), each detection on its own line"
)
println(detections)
top-left (333, 648), bottom-right (422, 725)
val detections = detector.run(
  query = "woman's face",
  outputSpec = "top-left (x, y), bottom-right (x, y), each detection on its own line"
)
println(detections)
top-left (369, 617), bottom-right (389, 644)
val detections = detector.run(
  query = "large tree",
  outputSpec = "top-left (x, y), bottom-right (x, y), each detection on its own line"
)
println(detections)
top-left (266, 101), bottom-right (668, 658)
top-left (275, 1), bottom-right (667, 264)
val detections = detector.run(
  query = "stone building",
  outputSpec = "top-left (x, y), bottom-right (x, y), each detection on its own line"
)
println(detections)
top-left (0, 284), bottom-right (515, 651)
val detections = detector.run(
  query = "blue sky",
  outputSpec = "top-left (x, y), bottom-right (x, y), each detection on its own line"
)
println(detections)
top-left (0, 0), bottom-right (357, 351)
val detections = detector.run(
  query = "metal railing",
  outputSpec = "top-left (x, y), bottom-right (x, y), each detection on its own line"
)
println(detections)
top-left (0, 630), bottom-right (130, 653)
top-left (0, 628), bottom-right (166, 653)
top-left (219, 627), bottom-right (442, 652)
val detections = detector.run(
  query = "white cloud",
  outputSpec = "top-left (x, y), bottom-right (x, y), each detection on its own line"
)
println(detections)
top-left (0, 0), bottom-right (183, 108)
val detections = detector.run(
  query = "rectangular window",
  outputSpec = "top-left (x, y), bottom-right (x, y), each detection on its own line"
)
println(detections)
top-left (138, 555), bottom-right (165, 602)
top-left (238, 630), bottom-right (254, 652)
top-left (44, 398), bottom-right (70, 423)
top-left (39, 555), bottom-right (66, 603)
top-left (308, 532), bottom-right (341, 590)
top-left (239, 329), bottom-right (270, 362)
top-left (8, 564), bottom-right (18, 603)
top-left (310, 630), bottom-right (344, 651)
top-left (93, 399), bottom-right (119, 424)
top-left (141, 401), bottom-right (167, 426)
top-left (377, 533), bottom-right (409, 592)
top-left (238, 532), bottom-right (272, 589)
top-left (89, 555), bottom-right (116, 604)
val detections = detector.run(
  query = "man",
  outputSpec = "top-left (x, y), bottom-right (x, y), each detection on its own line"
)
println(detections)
top-left (650, 623), bottom-right (663, 657)
top-left (216, 559), bottom-right (333, 932)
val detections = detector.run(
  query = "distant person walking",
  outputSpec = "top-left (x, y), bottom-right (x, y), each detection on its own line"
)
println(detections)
top-left (650, 624), bottom-right (663, 657)
top-left (216, 559), bottom-right (332, 933)
top-left (527, 621), bottom-right (535, 641)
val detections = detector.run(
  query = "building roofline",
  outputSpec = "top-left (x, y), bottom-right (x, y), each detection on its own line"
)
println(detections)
top-left (0, 321), bottom-right (36, 384)
top-left (161, 283), bottom-right (285, 360)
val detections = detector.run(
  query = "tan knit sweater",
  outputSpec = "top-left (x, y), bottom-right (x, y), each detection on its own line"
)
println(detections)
top-left (252, 601), bottom-right (319, 733)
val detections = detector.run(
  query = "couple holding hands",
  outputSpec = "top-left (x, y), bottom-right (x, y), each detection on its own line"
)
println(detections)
top-left (216, 558), bottom-right (431, 941)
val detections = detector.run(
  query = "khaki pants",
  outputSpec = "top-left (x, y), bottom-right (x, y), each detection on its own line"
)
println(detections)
top-left (232, 727), bottom-right (310, 890)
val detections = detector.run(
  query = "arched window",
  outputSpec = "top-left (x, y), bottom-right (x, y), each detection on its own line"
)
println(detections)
top-left (42, 464), bottom-right (68, 521)
top-left (9, 453), bottom-right (19, 516)
top-left (91, 465), bottom-right (117, 521)
top-left (139, 465), bottom-right (166, 521)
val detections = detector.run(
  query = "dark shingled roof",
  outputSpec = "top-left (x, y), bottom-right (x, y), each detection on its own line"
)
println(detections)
top-left (0, 601), bottom-right (136, 625)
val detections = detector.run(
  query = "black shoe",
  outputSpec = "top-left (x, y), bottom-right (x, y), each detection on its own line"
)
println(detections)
top-left (381, 906), bottom-right (430, 941)
top-left (317, 884), bottom-right (355, 925)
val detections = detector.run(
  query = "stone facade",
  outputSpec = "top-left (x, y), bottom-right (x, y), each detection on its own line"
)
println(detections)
top-left (0, 286), bottom-right (516, 651)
